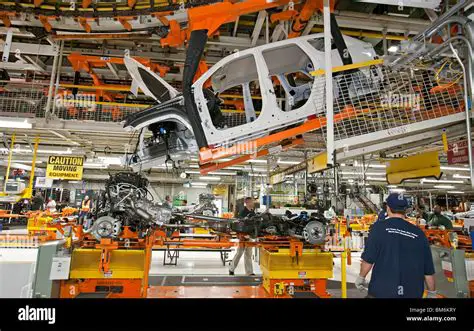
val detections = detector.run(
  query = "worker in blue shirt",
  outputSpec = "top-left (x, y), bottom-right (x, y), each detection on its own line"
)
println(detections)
top-left (355, 193), bottom-right (437, 298)
top-left (376, 202), bottom-right (387, 222)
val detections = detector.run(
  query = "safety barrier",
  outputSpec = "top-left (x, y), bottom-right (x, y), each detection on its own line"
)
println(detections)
top-left (309, 60), bottom-right (465, 146)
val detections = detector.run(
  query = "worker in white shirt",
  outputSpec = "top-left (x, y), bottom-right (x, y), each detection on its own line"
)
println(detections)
top-left (46, 196), bottom-right (57, 213)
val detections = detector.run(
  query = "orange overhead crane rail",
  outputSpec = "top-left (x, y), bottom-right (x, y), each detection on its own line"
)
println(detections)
top-left (0, 0), bottom-right (315, 41)
top-left (159, 0), bottom-right (317, 47)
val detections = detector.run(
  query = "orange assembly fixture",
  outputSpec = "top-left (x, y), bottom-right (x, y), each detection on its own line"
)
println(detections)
top-left (199, 105), bottom-right (367, 165)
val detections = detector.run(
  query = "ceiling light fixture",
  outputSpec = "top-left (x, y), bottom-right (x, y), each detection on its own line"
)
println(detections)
top-left (199, 176), bottom-right (221, 181)
top-left (434, 185), bottom-right (455, 189)
top-left (453, 174), bottom-right (470, 179)
top-left (366, 177), bottom-right (386, 181)
top-left (369, 164), bottom-right (386, 168)
top-left (441, 166), bottom-right (470, 171)
top-left (390, 188), bottom-right (406, 193)
top-left (0, 119), bottom-right (32, 129)
top-left (277, 159), bottom-right (301, 165)
top-left (247, 159), bottom-right (267, 164)
top-left (421, 179), bottom-right (464, 184)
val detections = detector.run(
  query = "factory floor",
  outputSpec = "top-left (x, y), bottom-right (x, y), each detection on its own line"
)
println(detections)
top-left (0, 228), bottom-right (370, 298)
top-left (148, 248), bottom-right (370, 298)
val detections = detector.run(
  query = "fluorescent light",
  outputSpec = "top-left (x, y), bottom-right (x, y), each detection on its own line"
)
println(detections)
top-left (453, 174), bottom-right (470, 179)
top-left (388, 45), bottom-right (399, 53)
top-left (277, 158), bottom-right (301, 165)
top-left (441, 166), bottom-right (470, 171)
top-left (369, 164), bottom-right (386, 168)
top-left (421, 179), bottom-right (464, 184)
top-left (247, 159), bottom-right (267, 164)
top-left (199, 176), bottom-right (221, 181)
top-left (191, 182), bottom-right (207, 186)
top-left (347, 179), bottom-right (354, 183)
top-left (434, 185), bottom-right (455, 189)
top-left (340, 163), bottom-right (346, 166)
top-left (387, 185), bottom-right (397, 188)
top-left (366, 177), bottom-right (386, 181)
top-left (390, 188), bottom-right (406, 193)
top-left (186, 170), bottom-right (201, 174)
top-left (447, 191), bottom-right (464, 194)
top-left (0, 119), bottom-right (32, 129)
top-left (388, 13), bottom-right (409, 18)
top-left (0, 148), bottom-right (73, 154)
top-left (83, 163), bottom-right (107, 169)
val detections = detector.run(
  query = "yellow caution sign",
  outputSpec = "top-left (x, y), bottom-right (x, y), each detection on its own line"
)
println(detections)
top-left (46, 156), bottom-right (84, 180)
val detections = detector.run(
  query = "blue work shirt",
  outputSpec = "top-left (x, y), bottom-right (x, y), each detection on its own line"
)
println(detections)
top-left (361, 217), bottom-right (435, 298)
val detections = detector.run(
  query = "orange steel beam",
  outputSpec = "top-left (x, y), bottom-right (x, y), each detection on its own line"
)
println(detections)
top-left (289, 0), bottom-right (332, 38)
top-left (199, 137), bottom-right (305, 174)
top-left (199, 106), bottom-right (367, 164)
top-left (160, 0), bottom-right (297, 47)
top-left (38, 15), bottom-right (53, 32)
top-left (53, 32), bottom-right (150, 40)
top-left (82, 0), bottom-right (92, 9)
top-left (152, 11), bottom-right (173, 26)
top-left (67, 52), bottom-right (169, 76)
top-left (270, 9), bottom-right (298, 23)
top-left (0, 12), bottom-right (14, 27)
top-left (34, 0), bottom-right (43, 7)
top-left (78, 18), bottom-right (92, 33)
top-left (65, 52), bottom-right (169, 103)
top-left (117, 16), bottom-right (137, 31)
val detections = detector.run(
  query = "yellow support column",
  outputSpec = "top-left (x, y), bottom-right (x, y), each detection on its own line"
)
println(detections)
top-left (341, 238), bottom-right (347, 298)
top-left (24, 137), bottom-right (40, 199)
top-left (3, 133), bottom-right (15, 192)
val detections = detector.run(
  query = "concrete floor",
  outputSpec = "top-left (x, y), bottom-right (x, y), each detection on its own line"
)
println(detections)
top-left (149, 247), bottom-right (372, 298)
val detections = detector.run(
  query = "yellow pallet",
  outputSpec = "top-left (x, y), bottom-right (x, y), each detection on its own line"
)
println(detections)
top-left (260, 248), bottom-right (333, 278)
top-left (260, 248), bottom-right (333, 294)
top-left (69, 248), bottom-right (146, 279)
